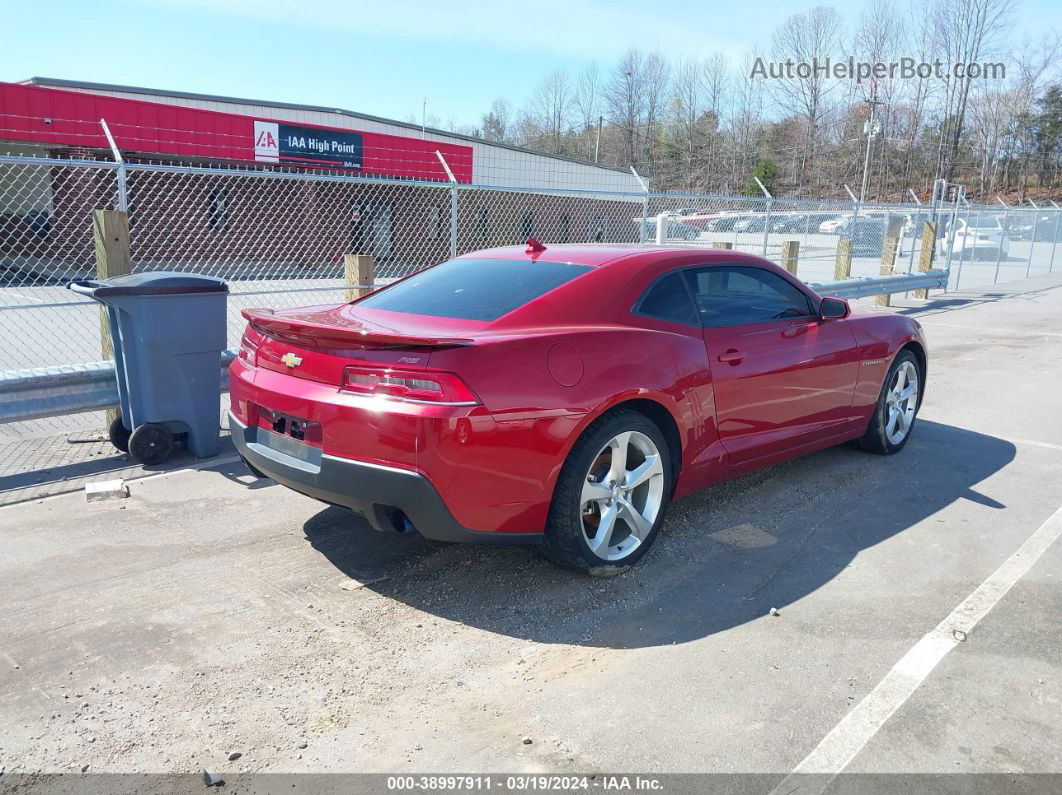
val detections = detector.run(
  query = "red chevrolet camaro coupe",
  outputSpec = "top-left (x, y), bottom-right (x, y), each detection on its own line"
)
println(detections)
top-left (229, 244), bottom-right (926, 574)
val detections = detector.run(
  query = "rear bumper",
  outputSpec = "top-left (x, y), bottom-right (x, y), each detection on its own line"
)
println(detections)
top-left (229, 412), bottom-right (539, 546)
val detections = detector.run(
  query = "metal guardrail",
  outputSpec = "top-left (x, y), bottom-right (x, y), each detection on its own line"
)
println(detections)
top-left (0, 350), bottom-right (235, 424)
top-left (810, 269), bottom-right (950, 300)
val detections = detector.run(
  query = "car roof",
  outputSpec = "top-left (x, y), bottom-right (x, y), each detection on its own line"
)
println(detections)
top-left (455, 244), bottom-right (731, 268)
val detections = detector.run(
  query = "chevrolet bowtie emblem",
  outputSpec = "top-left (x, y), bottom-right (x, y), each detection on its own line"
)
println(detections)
top-left (280, 352), bottom-right (303, 368)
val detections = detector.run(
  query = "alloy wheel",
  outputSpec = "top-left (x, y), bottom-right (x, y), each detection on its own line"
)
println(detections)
top-left (580, 431), bottom-right (665, 561)
top-left (885, 360), bottom-right (919, 445)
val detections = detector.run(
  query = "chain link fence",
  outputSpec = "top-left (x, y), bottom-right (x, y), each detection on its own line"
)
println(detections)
top-left (2, 152), bottom-right (1060, 444)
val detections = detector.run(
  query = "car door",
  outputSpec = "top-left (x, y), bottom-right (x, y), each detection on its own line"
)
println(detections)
top-left (685, 265), bottom-right (860, 466)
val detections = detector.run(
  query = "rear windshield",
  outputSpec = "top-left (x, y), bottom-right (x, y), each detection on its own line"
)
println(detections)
top-left (356, 258), bottom-right (591, 322)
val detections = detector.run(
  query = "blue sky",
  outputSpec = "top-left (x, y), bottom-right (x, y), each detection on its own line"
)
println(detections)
top-left (1, 0), bottom-right (1058, 129)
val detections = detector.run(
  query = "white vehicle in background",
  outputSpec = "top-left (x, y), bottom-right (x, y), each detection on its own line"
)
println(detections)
top-left (939, 216), bottom-right (1009, 260)
top-left (819, 214), bottom-right (851, 234)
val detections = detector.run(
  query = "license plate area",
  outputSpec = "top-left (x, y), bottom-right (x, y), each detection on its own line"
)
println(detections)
top-left (253, 406), bottom-right (323, 465)
top-left (256, 406), bottom-right (322, 444)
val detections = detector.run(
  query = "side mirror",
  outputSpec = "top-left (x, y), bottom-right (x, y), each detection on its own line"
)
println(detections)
top-left (819, 296), bottom-right (850, 320)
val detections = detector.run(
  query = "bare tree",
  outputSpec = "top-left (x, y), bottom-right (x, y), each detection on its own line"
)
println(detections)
top-left (643, 51), bottom-right (671, 172)
top-left (528, 69), bottom-right (574, 153)
top-left (574, 63), bottom-right (602, 160)
top-left (896, 12), bottom-right (939, 197)
top-left (768, 5), bottom-right (845, 194)
top-left (671, 57), bottom-right (705, 190)
top-left (853, 0), bottom-right (906, 199)
top-left (1010, 36), bottom-right (1059, 198)
top-left (605, 49), bottom-right (647, 165)
top-left (481, 98), bottom-right (513, 142)
top-left (728, 51), bottom-right (766, 192)
top-left (701, 53), bottom-right (729, 190)
top-left (932, 0), bottom-right (1015, 183)
top-left (968, 78), bottom-right (1011, 194)
top-left (466, 5), bottom-right (1059, 200)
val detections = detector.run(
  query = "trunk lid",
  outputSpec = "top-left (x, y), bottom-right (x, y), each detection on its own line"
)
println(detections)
top-left (244, 304), bottom-right (489, 385)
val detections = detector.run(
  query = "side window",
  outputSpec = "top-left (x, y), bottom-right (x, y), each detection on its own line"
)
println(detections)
top-left (635, 272), bottom-right (698, 326)
top-left (684, 266), bottom-right (814, 327)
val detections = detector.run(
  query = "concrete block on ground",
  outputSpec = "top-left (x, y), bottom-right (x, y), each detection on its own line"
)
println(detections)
top-left (85, 479), bottom-right (129, 502)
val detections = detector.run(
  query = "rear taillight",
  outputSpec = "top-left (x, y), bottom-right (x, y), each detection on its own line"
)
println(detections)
top-left (238, 335), bottom-right (258, 366)
top-left (341, 365), bottom-right (479, 405)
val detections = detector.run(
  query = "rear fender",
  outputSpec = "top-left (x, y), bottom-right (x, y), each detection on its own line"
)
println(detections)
top-left (422, 326), bottom-right (711, 533)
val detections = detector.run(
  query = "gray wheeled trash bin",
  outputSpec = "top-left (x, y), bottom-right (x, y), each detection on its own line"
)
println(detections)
top-left (68, 272), bottom-right (229, 465)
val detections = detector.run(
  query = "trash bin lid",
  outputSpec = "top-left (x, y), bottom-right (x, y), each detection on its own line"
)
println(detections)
top-left (69, 271), bottom-right (228, 297)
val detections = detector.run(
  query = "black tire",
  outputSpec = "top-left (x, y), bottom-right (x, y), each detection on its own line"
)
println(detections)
top-left (541, 409), bottom-right (673, 576)
top-left (858, 350), bottom-right (922, 455)
top-left (128, 423), bottom-right (174, 466)
top-left (108, 415), bottom-right (131, 453)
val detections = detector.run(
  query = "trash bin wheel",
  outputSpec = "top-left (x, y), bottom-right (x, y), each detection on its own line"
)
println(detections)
top-left (108, 415), bottom-right (131, 453)
top-left (128, 423), bottom-right (174, 466)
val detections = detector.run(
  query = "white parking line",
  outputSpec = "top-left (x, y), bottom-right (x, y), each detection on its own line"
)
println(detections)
top-left (771, 503), bottom-right (1062, 793)
top-left (1006, 437), bottom-right (1062, 452)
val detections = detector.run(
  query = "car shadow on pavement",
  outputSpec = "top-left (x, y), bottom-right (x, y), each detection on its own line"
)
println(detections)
top-left (302, 419), bottom-right (1014, 649)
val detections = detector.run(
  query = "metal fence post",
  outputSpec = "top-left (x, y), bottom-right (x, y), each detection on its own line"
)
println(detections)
top-left (1049, 202), bottom-right (1060, 273)
top-left (994, 197), bottom-right (1009, 284)
top-left (100, 119), bottom-right (128, 212)
top-left (954, 205), bottom-right (972, 291)
top-left (630, 166), bottom-right (649, 244)
top-left (449, 185), bottom-right (459, 257)
top-left (1026, 200), bottom-right (1039, 278)
top-left (434, 150), bottom-right (459, 257)
top-left (942, 187), bottom-right (961, 289)
top-left (906, 189), bottom-right (923, 276)
top-left (754, 176), bottom-right (771, 256)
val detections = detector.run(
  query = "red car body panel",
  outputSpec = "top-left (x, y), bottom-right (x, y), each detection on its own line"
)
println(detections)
top-left (228, 245), bottom-right (926, 540)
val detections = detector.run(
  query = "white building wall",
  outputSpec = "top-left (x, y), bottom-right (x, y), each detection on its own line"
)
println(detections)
top-left (56, 85), bottom-right (642, 193)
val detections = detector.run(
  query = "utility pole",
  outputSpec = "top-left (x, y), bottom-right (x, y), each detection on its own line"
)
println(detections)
top-left (595, 115), bottom-right (603, 163)
top-left (421, 97), bottom-right (427, 138)
top-left (859, 84), bottom-right (884, 204)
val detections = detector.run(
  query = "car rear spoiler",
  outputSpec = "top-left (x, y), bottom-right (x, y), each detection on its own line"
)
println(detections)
top-left (242, 308), bottom-right (475, 349)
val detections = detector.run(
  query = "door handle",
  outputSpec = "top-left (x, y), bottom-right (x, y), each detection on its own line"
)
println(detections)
top-left (718, 348), bottom-right (745, 365)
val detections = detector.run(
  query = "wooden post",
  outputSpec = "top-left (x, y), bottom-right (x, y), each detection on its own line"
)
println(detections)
top-left (834, 238), bottom-right (853, 281)
top-left (876, 218), bottom-right (904, 307)
top-left (344, 254), bottom-right (375, 301)
top-left (712, 241), bottom-right (733, 250)
top-left (781, 240), bottom-right (799, 275)
top-left (913, 222), bottom-right (937, 299)
top-left (93, 210), bottom-right (130, 426)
